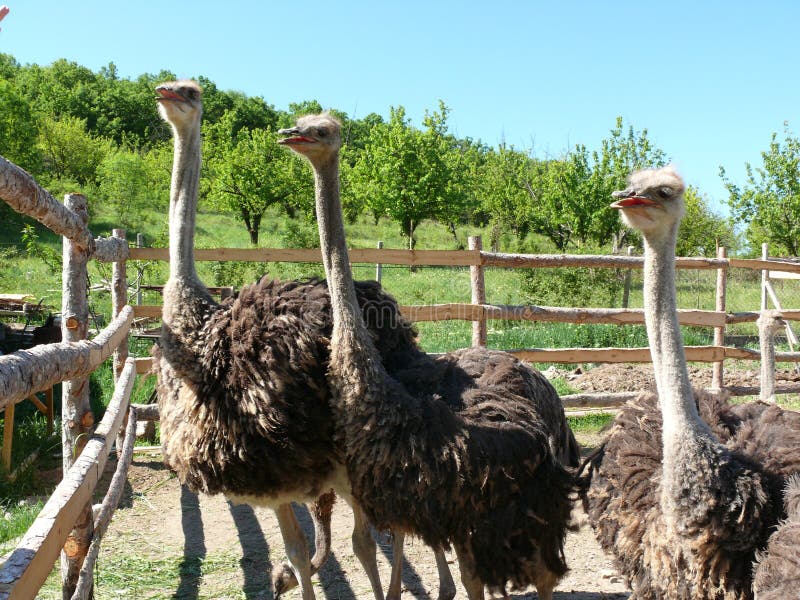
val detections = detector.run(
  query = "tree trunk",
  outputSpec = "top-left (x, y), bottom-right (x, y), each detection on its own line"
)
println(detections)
top-left (249, 213), bottom-right (262, 246)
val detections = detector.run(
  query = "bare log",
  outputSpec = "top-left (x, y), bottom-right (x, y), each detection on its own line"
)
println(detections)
top-left (481, 252), bottom-right (728, 270)
top-left (60, 194), bottom-right (93, 598)
top-left (730, 256), bottom-right (800, 275)
top-left (561, 391), bottom-right (639, 408)
top-left (469, 236), bottom-right (487, 347)
top-left (128, 246), bottom-right (479, 266)
top-left (510, 345), bottom-right (727, 364)
top-left (71, 408), bottom-right (137, 600)
top-left (131, 403), bottom-right (159, 421)
top-left (0, 359), bottom-right (135, 600)
top-left (0, 306), bottom-right (134, 411)
top-left (0, 157), bottom-right (94, 252)
top-left (111, 230), bottom-right (129, 458)
top-left (91, 236), bottom-right (129, 263)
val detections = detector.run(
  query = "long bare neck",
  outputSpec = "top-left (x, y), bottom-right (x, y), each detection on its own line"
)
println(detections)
top-left (313, 154), bottom-right (380, 377)
top-left (168, 120), bottom-right (202, 284)
top-left (163, 118), bottom-right (214, 341)
top-left (642, 225), bottom-right (711, 444)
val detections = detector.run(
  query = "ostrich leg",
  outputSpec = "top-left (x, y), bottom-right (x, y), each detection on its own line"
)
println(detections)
top-left (274, 503), bottom-right (315, 600)
top-left (272, 491), bottom-right (336, 597)
top-left (387, 532), bottom-right (456, 600)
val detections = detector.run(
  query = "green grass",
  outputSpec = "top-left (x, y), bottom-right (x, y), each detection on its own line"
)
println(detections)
top-left (567, 412), bottom-right (616, 434)
top-left (0, 499), bottom-right (44, 546)
top-left (34, 551), bottom-right (253, 600)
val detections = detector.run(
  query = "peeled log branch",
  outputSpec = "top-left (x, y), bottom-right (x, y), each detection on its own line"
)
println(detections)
top-left (131, 403), bottom-right (159, 421)
top-left (481, 252), bottom-right (728, 270)
top-left (0, 156), bottom-right (94, 252)
top-left (92, 237), bottom-right (129, 263)
top-left (0, 306), bottom-right (133, 410)
top-left (71, 408), bottom-right (137, 600)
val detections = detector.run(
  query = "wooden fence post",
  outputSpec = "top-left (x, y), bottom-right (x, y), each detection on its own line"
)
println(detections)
top-left (375, 241), bottom-right (383, 283)
top-left (712, 246), bottom-right (727, 390)
top-left (469, 235), bottom-right (487, 347)
top-left (761, 242), bottom-right (769, 311)
top-left (135, 233), bottom-right (144, 306)
top-left (60, 193), bottom-right (94, 599)
top-left (112, 229), bottom-right (129, 458)
top-left (2, 401), bottom-right (14, 471)
top-left (758, 310), bottom-right (781, 403)
top-left (622, 245), bottom-right (634, 308)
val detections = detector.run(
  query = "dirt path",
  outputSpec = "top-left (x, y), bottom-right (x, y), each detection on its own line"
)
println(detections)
top-left (95, 443), bottom-right (629, 600)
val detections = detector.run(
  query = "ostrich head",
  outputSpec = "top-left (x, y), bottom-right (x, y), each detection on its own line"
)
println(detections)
top-left (610, 166), bottom-right (686, 235)
top-left (277, 113), bottom-right (342, 165)
top-left (156, 80), bottom-right (203, 131)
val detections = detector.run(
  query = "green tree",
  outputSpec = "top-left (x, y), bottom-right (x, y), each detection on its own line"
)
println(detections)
top-left (97, 147), bottom-right (167, 229)
top-left (677, 186), bottom-right (736, 256)
top-left (206, 117), bottom-right (307, 245)
top-left (0, 79), bottom-right (41, 171)
top-left (348, 102), bottom-right (468, 248)
top-left (583, 118), bottom-right (667, 251)
top-left (37, 114), bottom-right (113, 185)
top-left (722, 125), bottom-right (800, 256)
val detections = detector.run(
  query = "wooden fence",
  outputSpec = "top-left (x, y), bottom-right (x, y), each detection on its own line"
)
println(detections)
top-left (129, 239), bottom-right (800, 406)
top-left (2, 149), bottom-right (800, 598)
top-left (0, 155), bottom-right (143, 599)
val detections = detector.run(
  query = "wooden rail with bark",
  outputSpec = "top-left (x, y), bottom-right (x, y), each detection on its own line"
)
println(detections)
top-left (0, 306), bottom-right (134, 411)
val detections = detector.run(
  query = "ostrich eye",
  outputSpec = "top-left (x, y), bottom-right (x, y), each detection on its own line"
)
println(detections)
top-left (657, 188), bottom-right (672, 199)
top-left (317, 128), bottom-right (328, 137)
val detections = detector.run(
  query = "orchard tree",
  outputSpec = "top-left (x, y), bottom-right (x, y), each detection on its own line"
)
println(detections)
top-left (205, 115), bottom-right (309, 245)
top-left (348, 102), bottom-right (469, 249)
top-left (37, 114), bottom-right (113, 185)
top-left (0, 79), bottom-right (40, 171)
top-left (677, 186), bottom-right (736, 256)
top-left (722, 125), bottom-right (800, 256)
top-left (585, 117), bottom-right (667, 252)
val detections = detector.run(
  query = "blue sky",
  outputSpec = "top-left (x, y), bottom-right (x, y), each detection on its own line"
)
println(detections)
top-left (2, 1), bottom-right (798, 213)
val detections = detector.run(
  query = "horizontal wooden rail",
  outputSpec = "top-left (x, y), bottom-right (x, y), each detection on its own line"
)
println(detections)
top-left (133, 303), bottom-right (729, 328)
top-left (0, 157), bottom-right (94, 252)
top-left (91, 237), bottom-right (129, 263)
top-left (126, 246), bottom-right (800, 278)
top-left (0, 358), bottom-right (135, 600)
top-left (0, 306), bottom-right (133, 410)
top-left (128, 246), bottom-right (480, 266)
top-left (729, 257), bottom-right (800, 274)
top-left (509, 345), bottom-right (800, 364)
top-left (480, 252), bottom-right (728, 270)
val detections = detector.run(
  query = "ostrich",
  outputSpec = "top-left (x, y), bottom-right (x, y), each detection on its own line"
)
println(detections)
top-left (154, 80), bottom-right (424, 600)
top-left (753, 474), bottom-right (800, 598)
top-left (580, 165), bottom-right (800, 599)
top-left (280, 113), bottom-right (575, 600)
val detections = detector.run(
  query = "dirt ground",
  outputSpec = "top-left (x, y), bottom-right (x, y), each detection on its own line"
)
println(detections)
top-left (99, 447), bottom-right (629, 600)
top-left (564, 362), bottom-right (800, 395)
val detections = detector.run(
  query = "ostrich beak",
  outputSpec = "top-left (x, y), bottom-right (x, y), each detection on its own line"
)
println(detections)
top-left (277, 127), bottom-right (316, 145)
top-left (155, 86), bottom-right (186, 102)
top-left (610, 188), bottom-right (660, 210)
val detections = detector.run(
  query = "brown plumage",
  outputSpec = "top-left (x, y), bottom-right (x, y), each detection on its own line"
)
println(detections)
top-left (579, 166), bottom-right (800, 599)
top-left (281, 113), bottom-right (576, 599)
top-left (155, 276), bottom-right (418, 500)
top-left (753, 475), bottom-right (800, 599)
